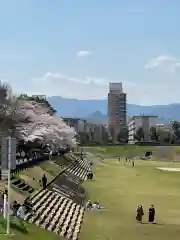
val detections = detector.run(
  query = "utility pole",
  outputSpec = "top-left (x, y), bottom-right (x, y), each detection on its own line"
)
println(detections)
top-left (7, 137), bottom-right (11, 234)
top-left (1, 137), bottom-right (16, 235)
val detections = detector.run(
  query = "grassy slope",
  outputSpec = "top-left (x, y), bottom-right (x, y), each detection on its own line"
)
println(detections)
top-left (0, 216), bottom-right (61, 240)
top-left (19, 160), bottom-right (63, 190)
top-left (80, 159), bottom-right (180, 240)
top-left (0, 156), bottom-right (68, 204)
top-left (0, 156), bottom-right (69, 239)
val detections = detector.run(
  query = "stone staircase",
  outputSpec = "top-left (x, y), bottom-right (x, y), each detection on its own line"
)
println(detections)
top-left (24, 156), bottom-right (91, 239)
top-left (11, 176), bottom-right (35, 194)
top-left (25, 189), bottom-right (84, 239)
top-left (65, 155), bottom-right (91, 181)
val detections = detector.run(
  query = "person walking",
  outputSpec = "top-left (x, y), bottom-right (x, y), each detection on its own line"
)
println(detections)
top-left (12, 200), bottom-right (21, 216)
top-left (148, 205), bottom-right (155, 223)
top-left (132, 159), bottom-right (135, 167)
top-left (42, 174), bottom-right (47, 189)
top-left (136, 205), bottom-right (144, 224)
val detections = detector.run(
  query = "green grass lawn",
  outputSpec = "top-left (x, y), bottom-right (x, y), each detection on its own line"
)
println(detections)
top-left (86, 146), bottom-right (155, 158)
top-left (86, 145), bottom-right (180, 160)
top-left (80, 159), bottom-right (180, 240)
top-left (0, 216), bottom-right (61, 240)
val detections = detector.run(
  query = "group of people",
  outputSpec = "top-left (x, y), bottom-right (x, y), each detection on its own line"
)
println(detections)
top-left (136, 205), bottom-right (156, 224)
top-left (118, 156), bottom-right (135, 167)
top-left (12, 198), bottom-right (33, 219)
top-left (12, 201), bottom-right (26, 219)
top-left (0, 190), bottom-right (33, 220)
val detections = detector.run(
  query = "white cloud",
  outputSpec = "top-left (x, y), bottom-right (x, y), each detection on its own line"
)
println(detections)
top-left (144, 54), bottom-right (180, 73)
top-left (27, 72), bottom-right (137, 101)
top-left (141, 54), bottom-right (180, 104)
top-left (5, 70), bottom-right (180, 105)
top-left (33, 73), bottom-right (107, 86)
top-left (3, 54), bottom-right (180, 106)
top-left (30, 72), bottom-right (180, 105)
top-left (76, 50), bottom-right (92, 57)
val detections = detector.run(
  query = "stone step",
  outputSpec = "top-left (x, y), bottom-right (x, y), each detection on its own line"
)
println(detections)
top-left (11, 177), bottom-right (35, 194)
top-left (25, 189), bottom-right (85, 240)
top-left (65, 158), bottom-right (91, 181)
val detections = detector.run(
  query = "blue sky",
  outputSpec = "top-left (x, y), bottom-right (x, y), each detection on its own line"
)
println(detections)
top-left (0, 0), bottom-right (180, 105)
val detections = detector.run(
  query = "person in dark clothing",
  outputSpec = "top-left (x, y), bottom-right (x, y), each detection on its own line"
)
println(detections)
top-left (136, 205), bottom-right (144, 224)
top-left (24, 198), bottom-right (33, 213)
top-left (149, 205), bottom-right (155, 223)
top-left (90, 172), bottom-right (93, 179)
top-left (87, 172), bottom-right (93, 180)
top-left (1, 193), bottom-right (4, 201)
top-left (42, 174), bottom-right (47, 188)
top-left (12, 200), bottom-right (21, 216)
top-left (0, 194), bottom-right (3, 214)
top-left (132, 160), bottom-right (135, 167)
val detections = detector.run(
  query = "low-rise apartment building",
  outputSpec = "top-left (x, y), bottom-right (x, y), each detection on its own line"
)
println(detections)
top-left (156, 123), bottom-right (171, 131)
top-left (62, 117), bottom-right (109, 145)
top-left (128, 115), bottom-right (158, 144)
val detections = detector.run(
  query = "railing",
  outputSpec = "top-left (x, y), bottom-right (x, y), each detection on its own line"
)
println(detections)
top-left (0, 152), bottom-right (61, 179)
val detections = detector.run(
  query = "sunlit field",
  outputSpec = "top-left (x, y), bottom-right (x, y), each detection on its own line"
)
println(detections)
top-left (80, 159), bottom-right (180, 240)
top-left (85, 145), bottom-right (180, 155)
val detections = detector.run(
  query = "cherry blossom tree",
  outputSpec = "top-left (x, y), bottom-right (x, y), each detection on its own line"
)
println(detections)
top-left (0, 81), bottom-right (76, 149)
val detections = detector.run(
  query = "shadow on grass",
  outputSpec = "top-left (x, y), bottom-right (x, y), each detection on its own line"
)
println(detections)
top-left (0, 217), bottom-right (28, 234)
top-left (142, 222), bottom-right (164, 226)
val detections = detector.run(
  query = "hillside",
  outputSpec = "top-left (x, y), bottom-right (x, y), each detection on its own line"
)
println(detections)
top-left (48, 96), bottom-right (180, 123)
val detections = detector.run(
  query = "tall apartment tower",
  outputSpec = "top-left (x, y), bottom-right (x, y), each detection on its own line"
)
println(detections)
top-left (108, 82), bottom-right (127, 142)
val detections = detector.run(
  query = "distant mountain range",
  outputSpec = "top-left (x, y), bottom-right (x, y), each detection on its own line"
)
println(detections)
top-left (48, 96), bottom-right (180, 124)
